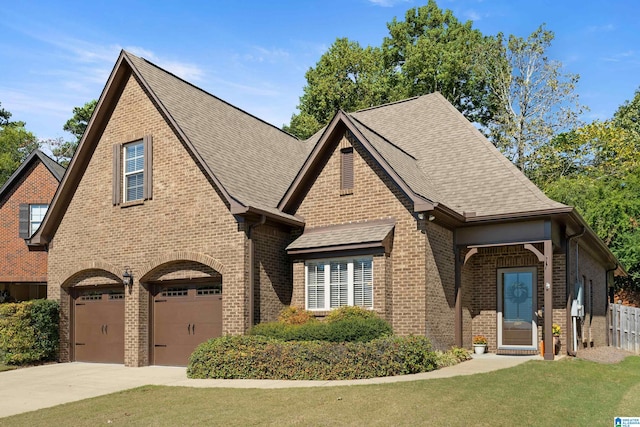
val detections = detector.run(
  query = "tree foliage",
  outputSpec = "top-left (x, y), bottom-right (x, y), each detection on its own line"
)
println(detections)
top-left (486, 25), bottom-right (585, 173)
top-left (285, 0), bottom-right (502, 138)
top-left (50, 99), bottom-right (96, 166)
top-left (0, 102), bottom-right (39, 186)
top-left (539, 90), bottom-right (640, 289)
top-left (383, 1), bottom-right (500, 126)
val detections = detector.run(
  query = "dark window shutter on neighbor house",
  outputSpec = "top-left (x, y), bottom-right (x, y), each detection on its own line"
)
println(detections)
top-left (341, 147), bottom-right (354, 190)
top-left (143, 135), bottom-right (153, 200)
top-left (19, 204), bottom-right (30, 238)
top-left (113, 144), bottom-right (121, 205)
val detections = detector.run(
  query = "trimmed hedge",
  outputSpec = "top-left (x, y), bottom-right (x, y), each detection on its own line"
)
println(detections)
top-left (187, 335), bottom-right (439, 380)
top-left (0, 300), bottom-right (59, 365)
top-left (249, 316), bottom-right (392, 343)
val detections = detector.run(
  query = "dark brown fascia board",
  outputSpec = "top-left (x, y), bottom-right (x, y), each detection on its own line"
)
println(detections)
top-left (278, 110), bottom-right (435, 214)
top-left (28, 52), bottom-right (131, 248)
top-left (287, 241), bottom-right (385, 256)
top-left (230, 205), bottom-right (305, 227)
top-left (121, 51), bottom-right (245, 214)
top-left (461, 206), bottom-right (575, 224)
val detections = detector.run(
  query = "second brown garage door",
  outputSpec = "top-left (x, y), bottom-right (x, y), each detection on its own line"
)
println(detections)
top-left (152, 283), bottom-right (222, 366)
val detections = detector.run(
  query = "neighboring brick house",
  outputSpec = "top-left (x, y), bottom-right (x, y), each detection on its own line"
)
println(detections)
top-left (30, 51), bottom-right (623, 367)
top-left (0, 150), bottom-right (64, 302)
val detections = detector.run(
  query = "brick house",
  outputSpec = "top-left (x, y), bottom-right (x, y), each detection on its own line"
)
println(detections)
top-left (30, 51), bottom-right (623, 366)
top-left (0, 150), bottom-right (64, 302)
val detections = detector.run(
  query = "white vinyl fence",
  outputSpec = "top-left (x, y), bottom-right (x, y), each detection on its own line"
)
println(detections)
top-left (609, 303), bottom-right (640, 353)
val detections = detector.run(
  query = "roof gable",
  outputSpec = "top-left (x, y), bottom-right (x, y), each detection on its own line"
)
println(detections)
top-left (0, 150), bottom-right (64, 201)
top-left (31, 50), bottom-right (309, 246)
top-left (278, 111), bottom-right (436, 215)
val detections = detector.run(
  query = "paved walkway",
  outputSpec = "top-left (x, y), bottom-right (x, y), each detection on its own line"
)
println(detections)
top-left (0, 353), bottom-right (540, 418)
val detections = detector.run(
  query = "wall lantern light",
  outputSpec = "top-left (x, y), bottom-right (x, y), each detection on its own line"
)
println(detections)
top-left (123, 266), bottom-right (133, 289)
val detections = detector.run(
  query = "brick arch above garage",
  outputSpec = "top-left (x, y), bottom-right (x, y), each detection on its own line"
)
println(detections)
top-left (138, 252), bottom-right (226, 282)
top-left (60, 260), bottom-right (123, 288)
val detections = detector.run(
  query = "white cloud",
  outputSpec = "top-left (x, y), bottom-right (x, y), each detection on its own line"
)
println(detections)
top-left (587, 24), bottom-right (616, 33)
top-left (367, 0), bottom-right (411, 7)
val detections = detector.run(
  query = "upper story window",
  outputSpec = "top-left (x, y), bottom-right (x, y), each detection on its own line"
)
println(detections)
top-left (124, 141), bottom-right (144, 202)
top-left (19, 203), bottom-right (48, 238)
top-left (29, 204), bottom-right (48, 236)
top-left (112, 135), bottom-right (153, 205)
top-left (305, 257), bottom-right (373, 310)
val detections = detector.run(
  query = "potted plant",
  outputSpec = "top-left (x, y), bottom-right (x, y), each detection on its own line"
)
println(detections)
top-left (472, 335), bottom-right (487, 354)
top-left (552, 323), bottom-right (561, 355)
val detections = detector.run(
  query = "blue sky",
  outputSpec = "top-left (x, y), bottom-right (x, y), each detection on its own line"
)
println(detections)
top-left (1, 0), bottom-right (639, 141)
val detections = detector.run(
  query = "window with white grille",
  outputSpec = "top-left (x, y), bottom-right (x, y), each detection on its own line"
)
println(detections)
top-left (305, 257), bottom-right (373, 310)
top-left (124, 141), bottom-right (144, 202)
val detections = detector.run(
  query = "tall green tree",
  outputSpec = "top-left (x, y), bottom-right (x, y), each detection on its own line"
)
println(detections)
top-left (486, 25), bottom-right (585, 174)
top-left (284, 39), bottom-right (394, 139)
top-left (383, 0), bottom-right (501, 127)
top-left (0, 103), bottom-right (40, 185)
top-left (285, 1), bottom-right (503, 139)
top-left (50, 99), bottom-right (96, 166)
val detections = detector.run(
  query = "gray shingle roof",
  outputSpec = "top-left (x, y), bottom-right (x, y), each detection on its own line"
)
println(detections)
top-left (350, 93), bottom-right (566, 217)
top-left (286, 221), bottom-right (395, 252)
top-left (126, 51), bottom-right (563, 220)
top-left (126, 53), bottom-right (313, 211)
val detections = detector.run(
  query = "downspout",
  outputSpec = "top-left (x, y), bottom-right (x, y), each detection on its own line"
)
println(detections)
top-left (247, 215), bottom-right (266, 330)
top-left (605, 265), bottom-right (617, 347)
top-left (566, 227), bottom-right (585, 357)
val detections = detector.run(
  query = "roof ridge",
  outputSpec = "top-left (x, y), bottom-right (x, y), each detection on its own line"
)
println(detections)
top-left (352, 94), bottom-right (428, 114)
top-left (122, 51), bottom-right (300, 142)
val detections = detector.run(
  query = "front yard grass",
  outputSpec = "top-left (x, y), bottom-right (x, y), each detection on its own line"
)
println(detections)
top-left (3, 356), bottom-right (639, 426)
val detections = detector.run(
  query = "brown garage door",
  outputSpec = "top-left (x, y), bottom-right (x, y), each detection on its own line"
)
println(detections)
top-left (153, 283), bottom-right (222, 366)
top-left (74, 287), bottom-right (125, 363)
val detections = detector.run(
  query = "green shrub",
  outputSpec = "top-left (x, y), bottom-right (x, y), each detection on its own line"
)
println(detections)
top-left (434, 347), bottom-right (472, 368)
top-left (0, 300), bottom-right (59, 365)
top-left (249, 315), bottom-right (391, 343)
top-left (326, 306), bottom-right (379, 323)
top-left (277, 306), bottom-right (316, 325)
top-left (188, 334), bottom-right (440, 380)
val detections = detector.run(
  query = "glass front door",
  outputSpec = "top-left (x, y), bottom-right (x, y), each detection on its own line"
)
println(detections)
top-left (498, 267), bottom-right (537, 348)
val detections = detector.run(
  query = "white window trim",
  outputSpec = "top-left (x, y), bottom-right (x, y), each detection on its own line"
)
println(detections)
top-left (305, 257), bottom-right (373, 311)
top-left (29, 204), bottom-right (48, 237)
top-left (123, 140), bottom-right (144, 203)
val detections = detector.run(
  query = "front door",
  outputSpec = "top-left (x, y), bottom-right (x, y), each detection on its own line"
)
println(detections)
top-left (498, 267), bottom-right (537, 349)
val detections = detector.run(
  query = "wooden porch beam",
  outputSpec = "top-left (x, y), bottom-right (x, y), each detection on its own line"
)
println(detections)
top-left (543, 239), bottom-right (554, 360)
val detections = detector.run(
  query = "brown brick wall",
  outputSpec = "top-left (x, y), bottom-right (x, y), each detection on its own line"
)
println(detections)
top-left (291, 133), bottom-right (455, 339)
top-left (48, 74), bottom-right (248, 366)
top-left (253, 224), bottom-right (294, 323)
top-left (463, 245), bottom-right (567, 352)
top-left (573, 241), bottom-right (608, 348)
top-left (0, 160), bottom-right (58, 284)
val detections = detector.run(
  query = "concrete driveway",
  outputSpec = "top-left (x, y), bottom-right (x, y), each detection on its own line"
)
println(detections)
top-left (0, 354), bottom-right (539, 418)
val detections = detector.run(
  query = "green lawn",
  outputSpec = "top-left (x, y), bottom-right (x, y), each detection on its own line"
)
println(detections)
top-left (3, 357), bottom-right (639, 426)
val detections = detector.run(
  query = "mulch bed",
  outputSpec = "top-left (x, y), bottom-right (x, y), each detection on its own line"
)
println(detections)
top-left (576, 347), bottom-right (636, 364)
